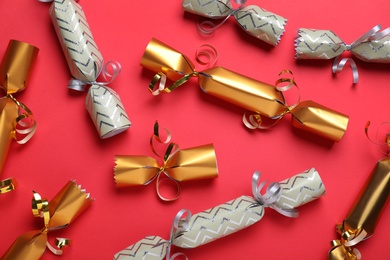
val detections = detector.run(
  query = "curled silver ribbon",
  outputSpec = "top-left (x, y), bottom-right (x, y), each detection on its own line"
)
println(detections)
top-left (68, 60), bottom-right (122, 91)
top-left (251, 171), bottom-right (299, 217)
top-left (166, 209), bottom-right (192, 260)
top-left (197, 0), bottom-right (246, 36)
top-left (332, 24), bottom-right (390, 84)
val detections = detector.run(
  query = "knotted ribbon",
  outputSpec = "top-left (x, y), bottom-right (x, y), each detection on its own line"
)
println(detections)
top-left (141, 38), bottom-right (349, 142)
top-left (114, 121), bottom-right (218, 201)
top-left (1, 180), bottom-right (94, 259)
top-left (114, 168), bottom-right (325, 259)
top-left (295, 25), bottom-right (390, 83)
top-left (182, 0), bottom-right (287, 46)
top-left (44, 0), bottom-right (131, 139)
top-left (0, 39), bottom-right (38, 194)
top-left (328, 122), bottom-right (390, 259)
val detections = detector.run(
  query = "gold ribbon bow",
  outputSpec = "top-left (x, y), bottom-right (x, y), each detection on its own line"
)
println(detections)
top-left (1, 180), bottom-right (94, 259)
top-left (114, 121), bottom-right (218, 201)
top-left (0, 39), bottom-right (39, 194)
top-left (328, 224), bottom-right (366, 260)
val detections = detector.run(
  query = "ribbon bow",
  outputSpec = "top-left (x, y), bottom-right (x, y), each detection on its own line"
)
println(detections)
top-left (67, 60), bottom-right (122, 91)
top-left (296, 25), bottom-right (390, 83)
top-left (182, 0), bottom-right (287, 46)
top-left (114, 121), bottom-right (218, 201)
top-left (1, 180), bottom-right (93, 259)
top-left (328, 224), bottom-right (367, 260)
top-left (251, 171), bottom-right (299, 218)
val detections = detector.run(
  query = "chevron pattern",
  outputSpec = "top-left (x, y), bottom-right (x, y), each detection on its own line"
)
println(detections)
top-left (85, 84), bottom-right (131, 139)
top-left (50, 0), bottom-right (103, 82)
top-left (295, 28), bottom-right (346, 59)
top-left (114, 236), bottom-right (167, 260)
top-left (351, 35), bottom-right (390, 63)
top-left (274, 168), bottom-right (326, 210)
top-left (182, 0), bottom-right (232, 18)
top-left (234, 6), bottom-right (287, 46)
top-left (172, 195), bottom-right (264, 248)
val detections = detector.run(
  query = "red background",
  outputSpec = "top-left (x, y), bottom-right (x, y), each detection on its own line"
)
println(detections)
top-left (0, 0), bottom-right (389, 259)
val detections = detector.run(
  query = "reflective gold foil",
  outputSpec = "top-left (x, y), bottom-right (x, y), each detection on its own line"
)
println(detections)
top-left (290, 100), bottom-right (349, 142)
top-left (140, 38), bottom-right (349, 141)
top-left (1, 180), bottom-right (93, 259)
top-left (343, 157), bottom-right (390, 237)
top-left (114, 144), bottom-right (218, 187)
top-left (328, 157), bottom-right (390, 259)
top-left (0, 40), bottom-right (38, 192)
top-left (0, 40), bottom-right (39, 94)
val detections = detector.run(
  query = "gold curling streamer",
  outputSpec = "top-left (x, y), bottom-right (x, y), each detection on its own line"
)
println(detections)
top-left (114, 121), bottom-right (218, 201)
top-left (0, 40), bottom-right (38, 194)
top-left (1, 180), bottom-right (94, 259)
top-left (328, 122), bottom-right (390, 259)
top-left (141, 38), bottom-right (349, 142)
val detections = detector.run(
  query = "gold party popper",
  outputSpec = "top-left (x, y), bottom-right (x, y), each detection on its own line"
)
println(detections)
top-left (141, 38), bottom-right (349, 142)
top-left (0, 40), bottom-right (38, 194)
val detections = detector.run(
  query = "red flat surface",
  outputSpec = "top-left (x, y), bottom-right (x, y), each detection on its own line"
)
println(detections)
top-left (0, 0), bottom-right (389, 259)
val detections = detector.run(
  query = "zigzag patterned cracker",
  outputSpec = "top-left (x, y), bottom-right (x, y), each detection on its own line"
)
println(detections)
top-left (50, 0), bottom-right (103, 82)
top-left (296, 28), bottom-right (390, 63)
top-left (172, 196), bottom-right (264, 248)
top-left (114, 236), bottom-right (167, 260)
top-left (182, 0), bottom-right (287, 46)
top-left (85, 85), bottom-right (131, 139)
top-left (274, 168), bottom-right (326, 209)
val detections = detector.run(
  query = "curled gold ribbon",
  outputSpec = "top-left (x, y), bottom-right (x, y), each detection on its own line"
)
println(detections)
top-left (114, 121), bottom-right (218, 201)
top-left (1, 180), bottom-right (93, 259)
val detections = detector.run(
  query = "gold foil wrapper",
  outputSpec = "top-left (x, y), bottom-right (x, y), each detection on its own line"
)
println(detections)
top-left (0, 40), bottom-right (38, 191)
top-left (343, 157), bottom-right (390, 237)
top-left (290, 100), bottom-right (349, 142)
top-left (1, 180), bottom-right (93, 259)
top-left (141, 38), bottom-right (349, 141)
top-left (0, 40), bottom-right (39, 94)
top-left (199, 66), bottom-right (286, 118)
top-left (114, 144), bottom-right (218, 187)
top-left (328, 157), bottom-right (390, 260)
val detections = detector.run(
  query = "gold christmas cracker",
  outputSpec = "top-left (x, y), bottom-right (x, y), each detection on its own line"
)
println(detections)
top-left (328, 123), bottom-right (390, 259)
top-left (114, 168), bottom-right (325, 259)
top-left (114, 121), bottom-right (218, 201)
top-left (141, 38), bottom-right (349, 142)
top-left (1, 180), bottom-right (94, 259)
top-left (0, 39), bottom-right (38, 194)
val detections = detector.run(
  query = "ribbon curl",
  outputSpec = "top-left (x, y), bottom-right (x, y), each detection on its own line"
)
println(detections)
top-left (0, 39), bottom-right (38, 194)
top-left (1, 180), bottom-right (94, 259)
top-left (114, 168), bottom-right (325, 259)
top-left (114, 121), bottom-right (218, 201)
top-left (182, 0), bottom-right (287, 46)
top-left (141, 38), bottom-right (349, 142)
top-left (295, 25), bottom-right (390, 83)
